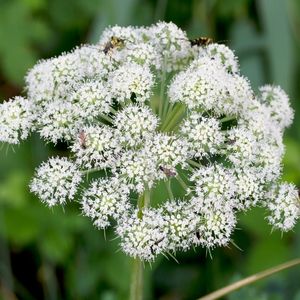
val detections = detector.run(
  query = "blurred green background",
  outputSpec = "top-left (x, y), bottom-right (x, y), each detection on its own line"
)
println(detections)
top-left (0, 0), bottom-right (300, 299)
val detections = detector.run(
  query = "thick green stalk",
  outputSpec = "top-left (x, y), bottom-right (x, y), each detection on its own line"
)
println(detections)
top-left (197, 258), bottom-right (300, 300)
top-left (130, 189), bottom-right (151, 300)
top-left (130, 258), bottom-right (144, 300)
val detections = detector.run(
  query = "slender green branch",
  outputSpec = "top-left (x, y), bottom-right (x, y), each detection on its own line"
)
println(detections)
top-left (160, 103), bottom-right (182, 130)
top-left (165, 180), bottom-right (174, 200)
top-left (144, 188), bottom-right (151, 208)
top-left (159, 56), bottom-right (167, 118)
top-left (162, 100), bottom-right (169, 121)
top-left (100, 113), bottom-right (114, 123)
top-left (176, 174), bottom-right (188, 190)
top-left (137, 188), bottom-right (151, 214)
top-left (109, 107), bottom-right (118, 115)
top-left (197, 258), bottom-right (300, 300)
top-left (219, 115), bottom-right (236, 123)
top-left (161, 104), bottom-right (185, 132)
top-left (81, 168), bottom-right (101, 175)
top-left (164, 102), bottom-right (174, 120)
top-left (187, 159), bottom-right (202, 168)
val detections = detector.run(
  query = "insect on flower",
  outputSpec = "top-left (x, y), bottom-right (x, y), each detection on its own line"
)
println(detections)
top-left (103, 36), bottom-right (125, 55)
top-left (78, 130), bottom-right (87, 149)
top-left (159, 166), bottom-right (177, 177)
top-left (189, 37), bottom-right (213, 47)
top-left (195, 231), bottom-right (201, 240)
top-left (227, 138), bottom-right (236, 145)
top-left (150, 237), bottom-right (165, 255)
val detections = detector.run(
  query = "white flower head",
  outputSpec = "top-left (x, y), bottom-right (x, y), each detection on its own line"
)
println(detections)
top-left (108, 62), bottom-right (154, 103)
top-left (234, 167), bottom-right (265, 210)
top-left (199, 43), bottom-right (239, 74)
top-left (168, 56), bottom-right (229, 112)
top-left (25, 59), bottom-right (55, 104)
top-left (195, 208), bottom-right (236, 249)
top-left (0, 97), bottom-right (35, 144)
top-left (258, 85), bottom-right (293, 129)
top-left (74, 45), bottom-right (114, 79)
top-left (255, 142), bottom-right (284, 182)
top-left (26, 52), bottom-right (85, 106)
top-left (265, 183), bottom-right (300, 231)
top-left (71, 125), bottom-right (121, 169)
top-left (82, 177), bottom-right (131, 229)
top-left (148, 21), bottom-right (193, 71)
top-left (116, 149), bottom-right (159, 193)
top-left (180, 113), bottom-right (224, 158)
top-left (162, 200), bottom-right (197, 251)
top-left (191, 164), bottom-right (236, 204)
top-left (51, 52), bottom-right (85, 102)
top-left (224, 126), bottom-right (257, 166)
top-left (38, 100), bottom-right (82, 143)
top-left (225, 74), bottom-right (254, 116)
top-left (239, 100), bottom-right (274, 141)
top-left (125, 43), bottom-right (157, 66)
top-left (114, 104), bottom-right (159, 147)
top-left (116, 208), bottom-right (168, 261)
top-left (99, 25), bottom-right (147, 46)
top-left (70, 80), bottom-right (111, 120)
top-left (148, 133), bottom-right (189, 173)
top-left (30, 157), bottom-right (82, 207)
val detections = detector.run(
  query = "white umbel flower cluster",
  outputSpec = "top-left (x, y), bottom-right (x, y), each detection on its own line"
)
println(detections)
top-left (265, 183), bottom-right (300, 231)
top-left (114, 104), bottom-right (159, 147)
top-left (1, 22), bottom-right (299, 261)
top-left (82, 177), bottom-right (130, 229)
top-left (0, 97), bottom-right (34, 144)
top-left (30, 157), bottom-right (82, 207)
top-left (180, 113), bottom-right (224, 158)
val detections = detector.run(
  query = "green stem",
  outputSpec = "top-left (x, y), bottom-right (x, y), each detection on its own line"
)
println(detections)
top-left (109, 107), bottom-right (118, 115)
top-left (219, 115), bottom-right (235, 123)
top-left (131, 188), bottom-right (151, 300)
top-left (164, 102), bottom-right (174, 120)
top-left (100, 113), bottom-right (113, 123)
top-left (159, 104), bottom-right (179, 130)
top-left (130, 258), bottom-right (143, 300)
top-left (176, 174), bottom-right (188, 190)
top-left (137, 188), bottom-right (151, 217)
top-left (161, 104), bottom-right (185, 132)
top-left (81, 168), bottom-right (102, 175)
top-left (187, 159), bottom-right (202, 168)
top-left (158, 56), bottom-right (167, 118)
top-left (165, 180), bottom-right (174, 200)
top-left (197, 258), bottom-right (300, 300)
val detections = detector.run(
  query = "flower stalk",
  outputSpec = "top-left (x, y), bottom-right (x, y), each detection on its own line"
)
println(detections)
top-left (130, 258), bottom-right (144, 300)
top-left (198, 258), bottom-right (300, 300)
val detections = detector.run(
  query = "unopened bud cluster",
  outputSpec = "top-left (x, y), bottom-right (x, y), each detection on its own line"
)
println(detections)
top-left (1, 22), bottom-right (299, 261)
